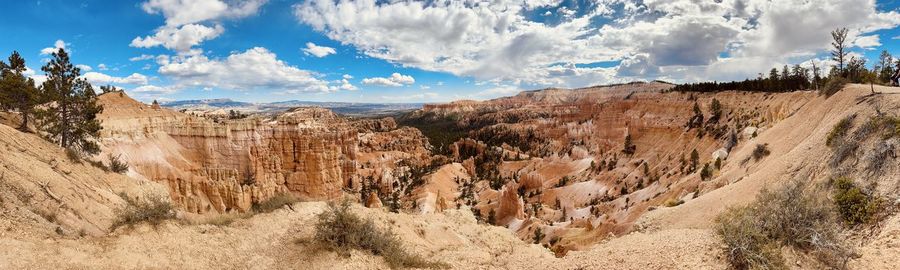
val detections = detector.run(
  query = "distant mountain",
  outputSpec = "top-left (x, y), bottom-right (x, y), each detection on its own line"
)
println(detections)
top-left (161, 99), bottom-right (423, 117)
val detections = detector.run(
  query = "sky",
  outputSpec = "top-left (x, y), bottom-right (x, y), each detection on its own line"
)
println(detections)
top-left (2, 0), bottom-right (900, 104)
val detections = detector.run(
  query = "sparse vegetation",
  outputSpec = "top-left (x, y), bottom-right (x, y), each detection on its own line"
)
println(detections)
top-left (827, 115), bottom-right (854, 147)
top-left (112, 194), bottom-right (176, 230)
top-left (251, 193), bottom-right (299, 213)
top-left (108, 154), bottom-right (129, 174)
top-left (832, 177), bottom-right (882, 226)
top-left (314, 200), bottom-right (446, 269)
top-left (716, 180), bottom-right (851, 270)
top-left (751, 144), bottom-right (770, 161)
top-left (700, 163), bottom-right (712, 181)
top-left (622, 134), bottom-right (636, 155)
top-left (821, 76), bottom-right (849, 97)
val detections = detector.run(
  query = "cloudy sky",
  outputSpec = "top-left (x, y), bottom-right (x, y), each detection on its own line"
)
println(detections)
top-left (2, 0), bottom-right (900, 103)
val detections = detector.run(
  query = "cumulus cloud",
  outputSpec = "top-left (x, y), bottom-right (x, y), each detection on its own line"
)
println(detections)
top-left (361, 73), bottom-right (415, 87)
top-left (141, 0), bottom-right (267, 26)
top-left (131, 24), bottom-right (225, 53)
top-left (40, 40), bottom-right (66, 55)
top-left (97, 64), bottom-right (109, 71)
top-left (853, 35), bottom-right (881, 49)
top-left (135, 0), bottom-right (267, 53)
top-left (302, 42), bottom-right (336, 57)
top-left (82, 72), bottom-right (149, 85)
top-left (157, 47), bottom-right (344, 93)
top-left (294, 0), bottom-right (900, 87)
top-left (75, 64), bottom-right (92, 72)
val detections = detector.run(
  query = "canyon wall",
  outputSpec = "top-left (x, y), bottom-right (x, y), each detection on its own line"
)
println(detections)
top-left (97, 92), bottom-right (360, 213)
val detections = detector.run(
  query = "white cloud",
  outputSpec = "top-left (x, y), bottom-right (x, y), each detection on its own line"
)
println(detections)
top-left (140, 0), bottom-right (267, 26)
top-left (131, 24), bottom-right (225, 53)
top-left (129, 54), bottom-right (156, 61)
top-left (853, 35), bottom-right (881, 49)
top-left (135, 0), bottom-right (267, 53)
top-left (342, 74), bottom-right (353, 79)
top-left (23, 67), bottom-right (47, 86)
top-left (82, 72), bottom-right (149, 85)
top-left (75, 64), bottom-right (92, 72)
top-left (294, 0), bottom-right (900, 87)
top-left (302, 42), bottom-right (336, 57)
top-left (97, 64), bottom-right (109, 71)
top-left (362, 73), bottom-right (415, 87)
top-left (131, 85), bottom-right (177, 95)
top-left (40, 40), bottom-right (66, 55)
top-left (157, 47), bottom-right (346, 93)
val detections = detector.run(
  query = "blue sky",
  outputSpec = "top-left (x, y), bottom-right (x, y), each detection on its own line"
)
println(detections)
top-left (2, 0), bottom-right (900, 103)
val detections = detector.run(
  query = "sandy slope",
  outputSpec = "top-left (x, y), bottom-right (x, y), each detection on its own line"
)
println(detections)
top-left (0, 200), bottom-right (728, 270)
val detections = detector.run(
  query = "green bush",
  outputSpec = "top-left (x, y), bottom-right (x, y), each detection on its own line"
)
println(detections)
top-left (314, 201), bottom-right (445, 269)
top-left (111, 194), bottom-right (175, 230)
top-left (821, 76), bottom-right (849, 97)
top-left (716, 180), bottom-right (851, 270)
top-left (832, 177), bottom-right (882, 226)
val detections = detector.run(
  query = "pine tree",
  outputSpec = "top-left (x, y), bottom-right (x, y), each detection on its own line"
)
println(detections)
top-left (38, 48), bottom-right (103, 155)
top-left (690, 149), bottom-right (700, 173)
top-left (831, 28), bottom-right (849, 76)
top-left (0, 51), bottom-right (40, 131)
top-left (878, 50), bottom-right (894, 83)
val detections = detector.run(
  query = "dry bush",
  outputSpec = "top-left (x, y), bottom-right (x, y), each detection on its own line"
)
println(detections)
top-left (108, 154), bottom-right (129, 174)
top-left (826, 115), bottom-right (854, 147)
top-left (821, 77), bottom-right (848, 97)
top-left (751, 144), bottom-right (770, 162)
top-left (252, 193), bottom-right (299, 213)
top-left (65, 148), bottom-right (82, 164)
top-left (112, 194), bottom-right (176, 230)
top-left (716, 180), bottom-right (852, 270)
top-left (314, 200), bottom-right (446, 269)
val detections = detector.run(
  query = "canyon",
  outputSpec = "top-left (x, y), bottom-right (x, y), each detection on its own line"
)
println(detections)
top-left (1, 83), bottom-right (898, 269)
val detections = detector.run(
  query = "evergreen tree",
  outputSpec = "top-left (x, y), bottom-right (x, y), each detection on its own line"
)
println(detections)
top-left (38, 48), bottom-right (103, 155)
top-left (878, 50), bottom-right (894, 83)
top-left (690, 149), bottom-right (700, 173)
top-left (99, 84), bottom-right (120, 94)
top-left (831, 28), bottom-right (849, 76)
top-left (0, 51), bottom-right (40, 131)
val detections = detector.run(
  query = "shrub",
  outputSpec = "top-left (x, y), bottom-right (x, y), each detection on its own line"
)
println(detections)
top-left (832, 177), bottom-right (882, 226)
top-left (252, 193), bottom-right (299, 213)
top-left (664, 199), bottom-right (684, 207)
top-left (826, 115), bottom-right (854, 147)
top-left (700, 163), bottom-right (712, 181)
top-left (751, 144), bottom-right (770, 161)
top-left (108, 154), bottom-right (129, 174)
top-left (112, 194), bottom-right (175, 230)
top-left (314, 201), bottom-right (445, 269)
top-left (716, 180), bottom-right (851, 270)
top-left (821, 76), bottom-right (848, 97)
top-left (65, 147), bottom-right (82, 164)
top-left (716, 206), bottom-right (785, 270)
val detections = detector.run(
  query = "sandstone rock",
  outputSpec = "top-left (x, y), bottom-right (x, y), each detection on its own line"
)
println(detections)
top-left (365, 191), bottom-right (383, 208)
top-left (711, 148), bottom-right (728, 161)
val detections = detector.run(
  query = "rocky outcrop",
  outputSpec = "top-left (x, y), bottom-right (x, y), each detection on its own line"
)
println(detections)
top-left (97, 93), bottom-right (359, 213)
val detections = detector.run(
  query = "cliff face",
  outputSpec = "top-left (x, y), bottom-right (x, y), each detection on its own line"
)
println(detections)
top-left (97, 93), bottom-right (359, 213)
